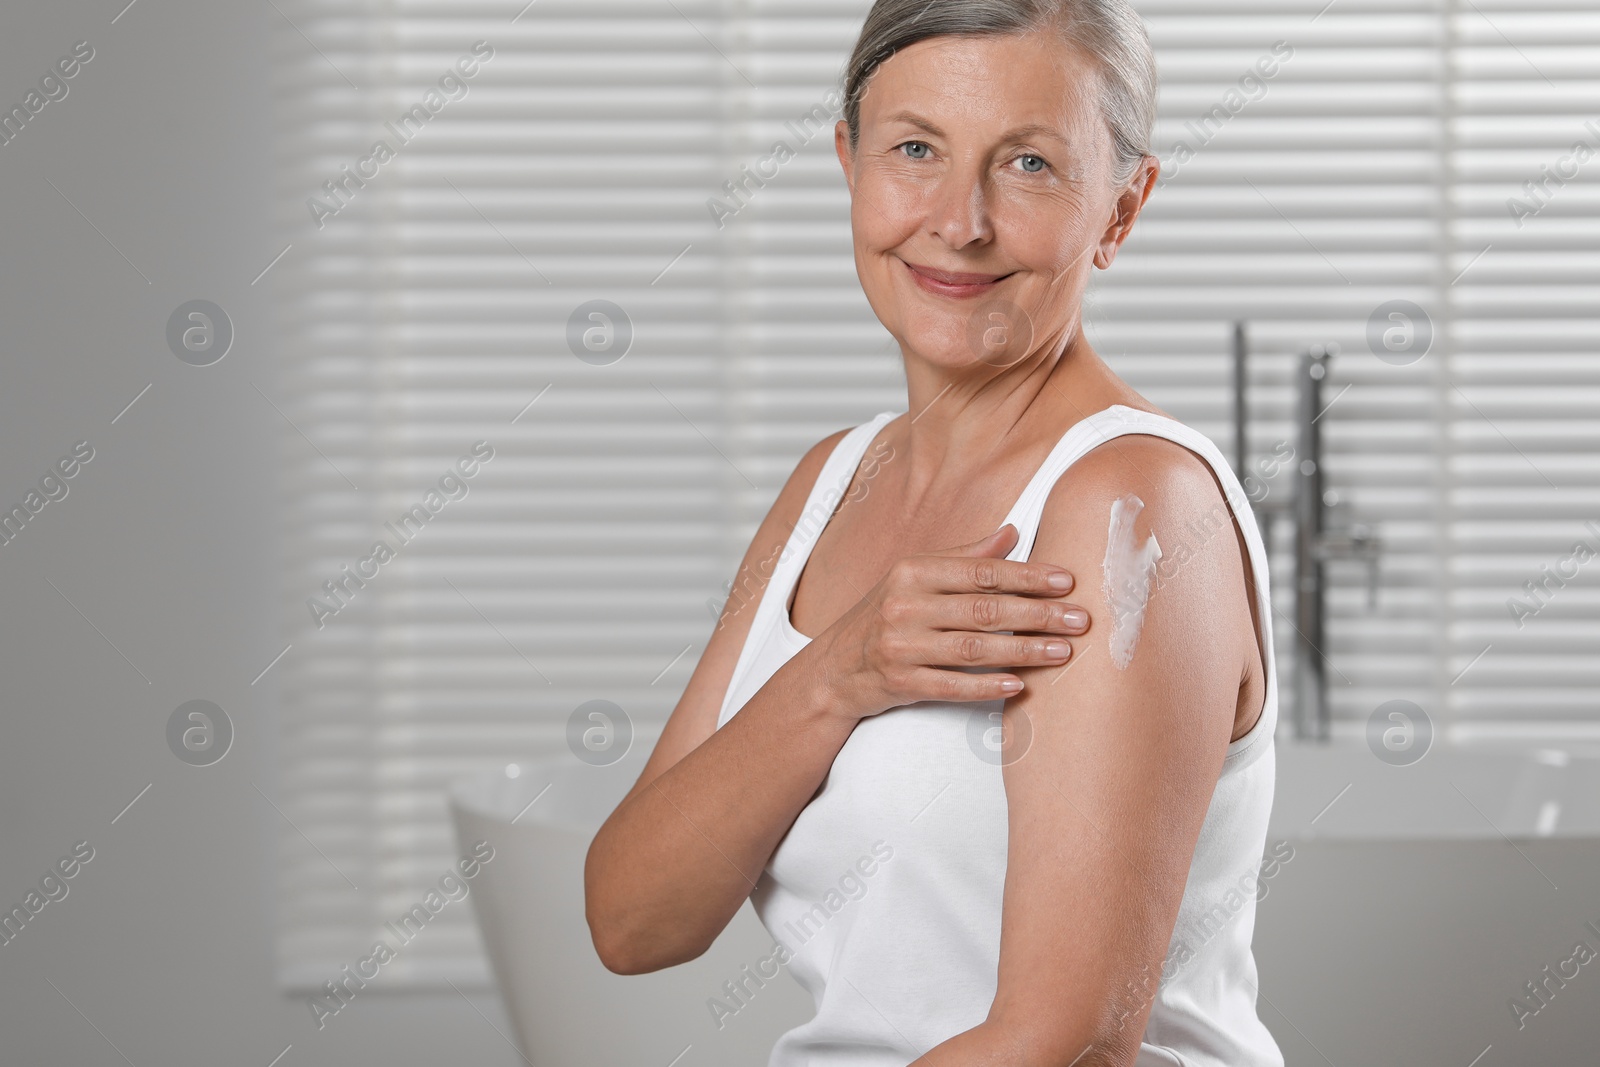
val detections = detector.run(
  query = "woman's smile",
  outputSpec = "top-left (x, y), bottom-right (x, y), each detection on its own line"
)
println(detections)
top-left (900, 257), bottom-right (1018, 299)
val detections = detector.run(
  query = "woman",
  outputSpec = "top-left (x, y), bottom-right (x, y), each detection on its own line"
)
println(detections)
top-left (586, 2), bottom-right (1282, 1064)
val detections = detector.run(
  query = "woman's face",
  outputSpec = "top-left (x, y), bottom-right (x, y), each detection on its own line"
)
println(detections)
top-left (837, 31), bottom-right (1149, 373)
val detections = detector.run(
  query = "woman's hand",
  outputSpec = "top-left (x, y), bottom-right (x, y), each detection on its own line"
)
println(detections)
top-left (807, 523), bottom-right (1090, 721)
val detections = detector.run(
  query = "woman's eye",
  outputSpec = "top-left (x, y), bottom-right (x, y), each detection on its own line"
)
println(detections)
top-left (892, 143), bottom-right (1047, 173)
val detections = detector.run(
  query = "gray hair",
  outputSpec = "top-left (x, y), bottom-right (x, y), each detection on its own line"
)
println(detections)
top-left (841, 0), bottom-right (1158, 188)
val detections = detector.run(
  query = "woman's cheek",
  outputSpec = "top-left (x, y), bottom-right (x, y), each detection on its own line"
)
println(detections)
top-left (856, 174), bottom-right (923, 235)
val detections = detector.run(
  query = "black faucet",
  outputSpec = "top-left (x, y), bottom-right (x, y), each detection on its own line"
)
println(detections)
top-left (1234, 324), bottom-right (1380, 742)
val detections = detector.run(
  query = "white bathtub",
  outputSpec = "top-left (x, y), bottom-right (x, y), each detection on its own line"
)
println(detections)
top-left (449, 749), bottom-right (811, 1067)
top-left (1269, 736), bottom-right (1600, 839)
top-left (453, 737), bottom-right (1600, 1067)
top-left (1257, 738), bottom-right (1600, 1066)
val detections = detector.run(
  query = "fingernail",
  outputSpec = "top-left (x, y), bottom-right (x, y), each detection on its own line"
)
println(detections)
top-left (1000, 678), bottom-right (1024, 692)
top-left (1044, 641), bottom-right (1070, 658)
top-left (1047, 571), bottom-right (1072, 590)
top-left (1063, 609), bottom-right (1088, 628)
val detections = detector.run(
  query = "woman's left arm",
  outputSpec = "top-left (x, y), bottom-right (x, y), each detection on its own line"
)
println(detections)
top-left (910, 435), bottom-right (1257, 1067)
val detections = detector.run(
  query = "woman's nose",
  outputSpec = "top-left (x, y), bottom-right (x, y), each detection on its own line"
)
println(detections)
top-left (923, 164), bottom-right (994, 247)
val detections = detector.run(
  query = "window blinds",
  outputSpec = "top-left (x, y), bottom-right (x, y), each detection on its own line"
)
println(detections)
top-left (271, 0), bottom-right (1600, 988)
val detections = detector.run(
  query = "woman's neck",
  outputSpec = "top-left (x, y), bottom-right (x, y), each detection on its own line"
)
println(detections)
top-left (893, 331), bottom-right (1127, 508)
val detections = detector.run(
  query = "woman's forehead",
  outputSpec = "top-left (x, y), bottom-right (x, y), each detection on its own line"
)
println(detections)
top-left (861, 33), bottom-right (1103, 138)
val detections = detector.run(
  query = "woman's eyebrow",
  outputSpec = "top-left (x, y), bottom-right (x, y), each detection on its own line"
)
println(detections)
top-left (883, 110), bottom-right (1067, 145)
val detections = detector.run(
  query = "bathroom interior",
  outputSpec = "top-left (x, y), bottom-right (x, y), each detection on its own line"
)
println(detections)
top-left (2, 2), bottom-right (1596, 1065)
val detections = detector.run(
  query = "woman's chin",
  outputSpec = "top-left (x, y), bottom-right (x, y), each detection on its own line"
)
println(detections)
top-left (887, 316), bottom-right (1008, 366)
top-left (898, 340), bottom-right (1023, 373)
top-left (883, 296), bottom-right (1039, 371)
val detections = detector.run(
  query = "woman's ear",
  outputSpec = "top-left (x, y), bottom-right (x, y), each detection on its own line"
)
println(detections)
top-left (1093, 155), bottom-right (1160, 270)
top-left (835, 120), bottom-right (856, 195)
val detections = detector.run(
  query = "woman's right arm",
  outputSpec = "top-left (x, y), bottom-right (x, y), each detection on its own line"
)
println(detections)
top-left (583, 428), bottom-right (857, 975)
top-left (583, 431), bottom-right (1091, 974)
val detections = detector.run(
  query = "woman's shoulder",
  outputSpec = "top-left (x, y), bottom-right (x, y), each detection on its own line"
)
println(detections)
top-left (748, 424), bottom-right (862, 557)
top-left (1054, 410), bottom-right (1226, 506)
top-left (786, 425), bottom-right (858, 499)
top-left (786, 411), bottom-right (901, 496)
top-left (1031, 417), bottom-right (1249, 592)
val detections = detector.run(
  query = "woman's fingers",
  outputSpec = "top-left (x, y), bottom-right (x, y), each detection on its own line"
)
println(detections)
top-left (897, 548), bottom-right (1075, 598)
top-left (812, 524), bottom-right (1088, 717)
top-left (922, 593), bottom-right (1090, 636)
top-left (905, 666), bottom-right (1028, 701)
top-left (921, 631), bottom-right (1074, 669)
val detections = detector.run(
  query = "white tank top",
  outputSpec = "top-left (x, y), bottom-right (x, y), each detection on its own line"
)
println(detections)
top-left (716, 404), bottom-right (1284, 1067)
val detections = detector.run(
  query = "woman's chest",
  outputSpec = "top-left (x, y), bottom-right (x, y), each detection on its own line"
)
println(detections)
top-left (790, 537), bottom-right (919, 641)
top-left (764, 698), bottom-right (1013, 902)
top-left (787, 480), bottom-right (1026, 639)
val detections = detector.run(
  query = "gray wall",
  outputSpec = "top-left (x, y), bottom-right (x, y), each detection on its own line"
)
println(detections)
top-left (0, 3), bottom-right (518, 1063)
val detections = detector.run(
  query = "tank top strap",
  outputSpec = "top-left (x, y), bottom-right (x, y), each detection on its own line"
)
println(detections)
top-left (766, 410), bottom-right (900, 598)
top-left (998, 405), bottom-right (1257, 563)
top-left (719, 410), bottom-right (899, 719)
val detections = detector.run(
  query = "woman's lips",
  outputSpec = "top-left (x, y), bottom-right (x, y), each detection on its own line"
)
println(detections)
top-left (901, 259), bottom-right (1014, 299)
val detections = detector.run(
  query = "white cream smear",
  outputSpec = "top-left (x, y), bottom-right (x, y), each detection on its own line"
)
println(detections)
top-left (1102, 494), bottom-right (1163, 670)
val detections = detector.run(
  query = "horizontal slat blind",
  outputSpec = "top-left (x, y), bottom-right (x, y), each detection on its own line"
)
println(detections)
top-left (1449, 1), bottom-right (1600, 737)
top-left (271, 0), bottom-right (746, 990)
top-left (273, 0), bottom-right (1599, 988)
